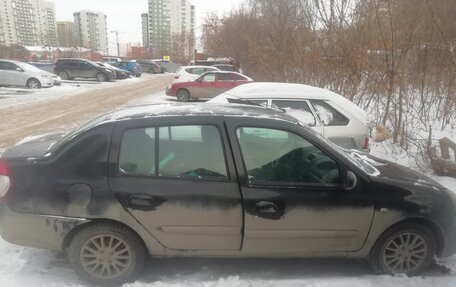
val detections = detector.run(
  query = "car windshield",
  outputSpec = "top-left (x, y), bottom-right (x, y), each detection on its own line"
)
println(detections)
top-left (16, 62), bottom-right (47, 73)
top-left (298, 123), bottom-right (379, 176)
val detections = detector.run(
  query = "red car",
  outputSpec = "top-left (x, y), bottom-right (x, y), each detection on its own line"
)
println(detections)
top-left (166, 71), bottom-right (253, 101)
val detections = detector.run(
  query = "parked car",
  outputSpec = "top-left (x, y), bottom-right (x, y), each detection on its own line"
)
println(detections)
top-left (137, 60), bottom-right (163, 74)
top-left (1, 104), bottom-right (455, 285)
top-left (212, 64), bottom-right (239, 72)
top-left (173, 65), bottom-right (220, 83)
top-left (0, 60), bottom-right (61, 89)
top-left (54, 58), bottom-right (114, 82)
top-left (111, 61), bottom-right (142, 77)
top-left (166, 71), bottom-right (253, 101)
top-left (208, 82), bottom-right (369, 151)
top-left (97, 62), bottom-right (131, 79)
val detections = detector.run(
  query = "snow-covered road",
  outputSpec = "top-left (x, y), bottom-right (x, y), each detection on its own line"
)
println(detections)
top-left (0, 89), bottom-right (455, 287)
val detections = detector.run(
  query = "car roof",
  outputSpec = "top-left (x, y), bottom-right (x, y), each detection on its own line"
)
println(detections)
top-left (0, 59), bottom-right (21, 64)
top-left (97, 103), bottom-right (299, 124)
top-left (181, 65), bottom-right (220, 70)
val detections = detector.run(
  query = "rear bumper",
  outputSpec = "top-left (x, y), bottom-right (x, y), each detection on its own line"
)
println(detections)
top-left (0, 202), bottom-right (89, 251)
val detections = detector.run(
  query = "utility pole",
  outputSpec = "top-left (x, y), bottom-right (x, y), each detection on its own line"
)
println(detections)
top-left (110, 30), bottom-right (120, 56)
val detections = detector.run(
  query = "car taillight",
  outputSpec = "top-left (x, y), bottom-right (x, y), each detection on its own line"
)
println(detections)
top-left (174, 74), bottom-right (180, 79)
top-left (0, 159), bottom-right (11, 201)
top-left (363, 137), bottom-right (370, 150)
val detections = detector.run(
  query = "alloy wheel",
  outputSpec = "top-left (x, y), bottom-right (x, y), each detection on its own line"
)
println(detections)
top-left (28, 79), bottom-right (40, 89)
top-left (80, 234), bottom-right (132, 279)
top-left (381, 232), bottom-right (427, 274)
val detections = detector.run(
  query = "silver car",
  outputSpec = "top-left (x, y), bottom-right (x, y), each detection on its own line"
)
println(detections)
top-left (208, 82), bottom-right (370, 151)
top-left (0, 59), bottom-right (60, 89)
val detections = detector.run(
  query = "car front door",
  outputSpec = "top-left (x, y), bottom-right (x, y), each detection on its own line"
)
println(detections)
top-left (79, 61), bottom-right (96, 78)
top-left (0, 61), bottom-right (12, 85)
top-left (271, 99), bottom-right (324, 136)
top-left (214, 73), bottom-right (239, 96)
top-left (108, 118), bottom-right (243, 251)
top-left (0, 62), bottom-right (27, 86)
top-left (226, 119), bottom-right (374, 255)
top-left (187, 73), bottom-right (217, 99)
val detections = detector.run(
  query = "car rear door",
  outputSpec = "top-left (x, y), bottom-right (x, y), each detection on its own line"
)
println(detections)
top-left (187, 73), bottom-right (217, 98)
top-left (226, 118), bottom-right (374, 255)
top-left (108, 117), bottom-right (243, 251)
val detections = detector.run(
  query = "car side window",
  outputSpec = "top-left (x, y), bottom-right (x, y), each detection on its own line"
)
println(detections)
top-left (230, 73), bottom-right (246, 80)
top-left (201, 73), bottom-right (216, 82)
top-left (119, 128), bottom-right (156, 175)
top-left (0, 62), bottom-right (19, 70)
top-left (237, 127), bottom-right (340, 185)
top-left (217, 73), bottom-right (234, 81)
top-left (158, 125), bottom-right (228, 179)
top-left (272, 100), bottom-right (317, 126)
top-left (310, 100), bottom-right (349, 126)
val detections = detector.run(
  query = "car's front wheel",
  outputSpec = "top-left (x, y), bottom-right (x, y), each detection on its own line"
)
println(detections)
top-left (370, 223), bottom-right (436, 276)
top-left (68, 223), bottom-right (146, 286)
top-left (96, 73), bottom-right (107, 82)
top-left (176, 89), bottom-right (191, 102)
top-left (27, 78), bottom-right (41, 89)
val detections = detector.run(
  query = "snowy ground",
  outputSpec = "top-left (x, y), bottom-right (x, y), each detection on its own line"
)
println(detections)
top-left (0, 75), bottom-right (157, 108)
top-left (0, 90), bottom-right (455, 286)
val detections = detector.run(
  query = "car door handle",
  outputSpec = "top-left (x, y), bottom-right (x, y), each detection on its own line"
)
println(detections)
top-left (254, 201), bottom-right (278, 214)
top-left (129, 194), bottom-right (155, 207)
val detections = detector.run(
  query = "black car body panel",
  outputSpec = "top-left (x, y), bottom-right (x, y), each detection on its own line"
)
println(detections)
top-left (1, 104), bottom-right (455, 260)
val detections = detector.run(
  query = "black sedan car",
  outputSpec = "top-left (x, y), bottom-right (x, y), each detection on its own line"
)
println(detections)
top-left (0, 104), bottom-right (455, 285)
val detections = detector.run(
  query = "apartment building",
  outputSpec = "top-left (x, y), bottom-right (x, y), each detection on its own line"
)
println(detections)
top-left (0, 0), bottom-right (57, 46)
top-left (147, 0), bottom-right (195, 52)
top-left (73, 11), bottom-right (108, 53)
top-left (141, 13), bottom-right (149, 48)
top-left (57, 21), bottom-right (74, 47)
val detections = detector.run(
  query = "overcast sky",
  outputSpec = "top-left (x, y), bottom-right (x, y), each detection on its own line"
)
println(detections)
top-left (53, 0), bottom-right (244, 54)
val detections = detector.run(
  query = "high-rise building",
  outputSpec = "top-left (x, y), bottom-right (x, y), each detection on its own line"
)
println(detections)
top-left (39, 0), bottom-right (58, 46)
top-left (57, 21), bottom-right (75, 47)
top-left (0, 0), bottom-right (57, 46)
top-left (73, 11), bottom-right (108, 53)
top-left (147, 0), bottom-right (195, 53)
top-left (141, 13), bottom-right (149, 48)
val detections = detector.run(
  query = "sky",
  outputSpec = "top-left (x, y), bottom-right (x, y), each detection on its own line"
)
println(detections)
top-left (53, 0), bottom-right (244, 55)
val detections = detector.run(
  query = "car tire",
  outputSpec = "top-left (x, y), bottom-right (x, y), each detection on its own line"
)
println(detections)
top-left (176, 89), bottom-right (191, 102)
top-left (96, 73), bottom-right (107, 82)
top-left (68, 223), bottom-right (146, 286)
top-left (58, 71), bottom-right (69, 80)
top-left (26, 78), bottom-right (41, 89)
top-left (148, 68), bottom-right (155, 74)
top-left (369, 222), bottom-right (436, 276)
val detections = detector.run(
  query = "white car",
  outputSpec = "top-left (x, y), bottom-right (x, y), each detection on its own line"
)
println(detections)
top-left (0, 60), bottom-right (60, 89)
top-left (208, 82), bottom-right (370, 151)
top-left (173, 65), bottom-right (220, 83)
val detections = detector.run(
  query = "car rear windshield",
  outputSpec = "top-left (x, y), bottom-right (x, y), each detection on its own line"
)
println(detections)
top-left (46, 113), bottom-right (112, 154)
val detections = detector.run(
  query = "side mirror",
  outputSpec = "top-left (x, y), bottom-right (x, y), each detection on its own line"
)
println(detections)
top-left (343, 170), bottom-right (358, 191)
top-left (16, 67), bottom-right (24, 72)
top-left (196, 78), bottom-right (202, 83)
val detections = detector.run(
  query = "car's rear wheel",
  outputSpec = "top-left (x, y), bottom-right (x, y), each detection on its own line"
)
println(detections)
top-left (370, 223), bottom-right (436, 276)
top-left (96, 73), bottom-right (107, 82)
top-left (58, 71), bottom-right (69, 80)
top-left (27, 78), bottom-right (41, 89)
top-left (68, 223), bottom-right (146, 286)
top-left (176, 89), bottom-right (190, 102)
